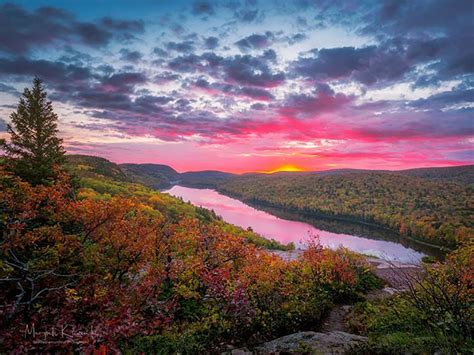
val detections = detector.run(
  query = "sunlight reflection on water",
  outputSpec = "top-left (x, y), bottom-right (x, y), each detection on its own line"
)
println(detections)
top-left (164, 185), bottom-right (425, 263)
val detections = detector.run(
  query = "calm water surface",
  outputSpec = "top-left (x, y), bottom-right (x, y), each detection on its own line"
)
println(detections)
top-left (164, 185), bottom-right (426, 263)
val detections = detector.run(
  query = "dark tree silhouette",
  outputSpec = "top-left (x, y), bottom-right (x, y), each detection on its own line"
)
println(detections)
top-left (1, 78), bottom-right (65, 184)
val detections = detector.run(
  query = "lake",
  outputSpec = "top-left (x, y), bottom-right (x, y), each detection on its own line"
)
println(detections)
top-left (164, 185), bottom-right (429, 263)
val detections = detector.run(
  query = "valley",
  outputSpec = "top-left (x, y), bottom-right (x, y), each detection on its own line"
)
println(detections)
top-left (1, 2), bottom-right (473, 351)
top-left (164, 185), bottom-right (428, 263)
top-left (70, 155), bottom-right (472, 251)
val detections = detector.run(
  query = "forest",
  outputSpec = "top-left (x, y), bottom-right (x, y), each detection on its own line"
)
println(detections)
top-left (98, 158), bottom-right (473, 249)
top-left (0, 79), bottom-right (472, 353)
top-left (0, 79), bottom-right (378, 352)
top-left (2, 160), bottom-right (383, 352)
top-left (218, 173), bottom-right (473, 248)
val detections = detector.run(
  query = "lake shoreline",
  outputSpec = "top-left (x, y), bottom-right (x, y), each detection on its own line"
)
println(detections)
top-left (270, 249), bottom-right (422, 269)
top-left (164, 185), bottom-right (433, 263)
top-left (213, 188), bottom-right (451, 255)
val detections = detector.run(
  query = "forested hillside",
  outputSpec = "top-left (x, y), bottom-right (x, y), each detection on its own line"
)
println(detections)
top-left (66, 156), bottom-right (292, 251)
top-left (218, 173), bottom-right (473, 247)
top-left (1, 79), bottom-right (472, 353)
top-left (120, 163), bottom-right (180, 188)
top-left (397, 165), bottom-right (474, 184)
top-left (66, 155), bottom-right (131, 182)
top-left (4, 160), bottom-right (383, 351)
top-left (180, 170), bottom-right (236, 188)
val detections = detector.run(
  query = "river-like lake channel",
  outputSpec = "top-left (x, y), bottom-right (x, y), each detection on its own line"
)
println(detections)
top-left (164, 185), bottom-right (444, 263)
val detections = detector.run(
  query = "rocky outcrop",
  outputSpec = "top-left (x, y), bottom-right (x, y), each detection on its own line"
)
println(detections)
top-left (255, 331), bottom-right (367, 354)
top-left (225, 331), bottom-right (367, 354)
top-left (224, 256), bottom-right (417, 355)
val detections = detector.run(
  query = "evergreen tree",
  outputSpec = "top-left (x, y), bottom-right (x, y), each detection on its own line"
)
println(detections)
top-left (1, 78), bottom-right (65, 184)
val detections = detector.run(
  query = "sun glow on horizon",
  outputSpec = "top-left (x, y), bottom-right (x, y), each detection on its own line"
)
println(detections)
top-left (260, 164), bottom-right (306, 174)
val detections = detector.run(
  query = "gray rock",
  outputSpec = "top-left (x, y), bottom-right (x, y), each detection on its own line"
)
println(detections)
top-left (221, 347), bottom-right (252, 355)
top-left (341, 305), bottom-right (352, 312)
top-left (254, 331), bottom-right (367, 354)
top-left (233, 350), bottom-right (252, 355)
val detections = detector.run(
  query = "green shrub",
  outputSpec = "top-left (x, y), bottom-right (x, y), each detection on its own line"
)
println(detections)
top-left (124, 332), bottom-right (208, 355)
top-left (356, 332), bottom-right (438, 354)
top-left (347, 244), bottom-right (474, 354)
top-left (421, 255), bottom-right (437, 263)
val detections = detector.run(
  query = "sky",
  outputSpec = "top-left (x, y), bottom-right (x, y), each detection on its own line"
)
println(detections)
top-left (0, 0), bottom-right (472, 173)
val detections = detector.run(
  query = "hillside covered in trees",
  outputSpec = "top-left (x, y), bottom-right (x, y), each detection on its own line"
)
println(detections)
top-left (66, 156), bottom-right (473, 248)
top-left (398, 165), bottom-right (474, 184)
top-left (2, 79), bottom-right (379, 352)
top-left (1, 79), bottom-right (472, 353)
top-left (103, 162), bottom-right (474, 189)
top-left (66, 155), bottom-right (132, 182)
top-left (3, 161), bottom-right (386, 351)
top-left (64, 155), bottom-right (292, 251)
top-left (217, 173), bottom-right (473, 248)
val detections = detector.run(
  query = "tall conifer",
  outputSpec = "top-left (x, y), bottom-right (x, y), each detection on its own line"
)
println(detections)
top-left (1, 78), bottom-right (65, 184)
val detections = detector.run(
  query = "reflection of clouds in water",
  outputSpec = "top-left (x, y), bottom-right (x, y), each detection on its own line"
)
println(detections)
top-left (164, 186), bottom-right (425, 263)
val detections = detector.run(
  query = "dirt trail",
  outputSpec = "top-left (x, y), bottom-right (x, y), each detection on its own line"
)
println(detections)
top-left (270, 250), bottom-right (423, 332)
top-left (321, 258), bottom-right (422, 332)
top-left (321, 304), bottom-right (352, 332)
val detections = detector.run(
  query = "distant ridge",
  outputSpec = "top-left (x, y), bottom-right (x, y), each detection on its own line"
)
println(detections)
top-left (66, 154), bottom-right (474, 187)
top-left (119, 164), bottom-right (236, 188)
top-left (243, 166), bottom-right (474, 184)
top-left (120, 163), bottom-right (180, 188)
top-left (180, 170), bottom-right (236, 188)
top-left (306, 166), bottom-right (474, 184)
top-left (397, 165), bottom-right (474, 184)
top-left (66, 155), bottom-right (131, 182)
top-left (66, 154), bottom-right (236, 188)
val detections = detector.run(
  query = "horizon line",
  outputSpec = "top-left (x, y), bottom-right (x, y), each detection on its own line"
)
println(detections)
top-left (66, 153), bottom-right (474, 175)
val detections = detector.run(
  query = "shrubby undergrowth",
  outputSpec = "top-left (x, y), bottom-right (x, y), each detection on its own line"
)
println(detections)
top-left (0, 167), bottom-right (378, 352)
top-left (348, 243), bottom-right (473, 354)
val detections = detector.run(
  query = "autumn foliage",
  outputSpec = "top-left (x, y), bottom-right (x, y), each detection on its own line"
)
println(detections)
top-left (0, 167), bottom-right (379, 352)
top-left (347, 242), bottom-right (473, 353)
top-left (219, 173), bottom-right (474, 247)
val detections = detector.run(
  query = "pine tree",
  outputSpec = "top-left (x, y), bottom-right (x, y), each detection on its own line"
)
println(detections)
top-left (1, 78), bottom-right (65, 184)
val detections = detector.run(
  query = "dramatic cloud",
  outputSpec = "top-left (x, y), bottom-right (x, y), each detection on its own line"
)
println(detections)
top-left (410, 87), bottom-right (474, 109)
top-left (287, 33), bottom-right (306, 45)
top-left (352, 110), bottom-right (474, 142)
top-left (165, 41), bottom-right (195, 53)
top-left (0, 57), bottom-right (93, 84)
top-left (291, 44), bottom-right (414, 86)
top-left (166, 51), bottom-right (284, 87)
top-left (119, 49), bottom-right (143, 63)
top-left (235, 32), bottom-right (274, 52)
top-left (194, 78), bottom-right (274, 101)
top-left (223, 54), bottom-right (285, 87)
top-left (234, 9), bottom-right (262, 23)
top-left (204, 36), bottom-right (219, 49)
top-left (293, 46), bottom-right (375, 81)
top-left (0, 83), bottom-right (18, 95)
top-left (363, 0), bottom-right (473, 37)
top-left (192, 1), bottom-right (214, 15)
top-left (0, 2), bottom-right (144, 55)
top-left (0, 0), bottom-right (472, 171)
top-left (100, 73), bottom-right (147, 92)
top-left (280, 84), bottom-right (353, 118)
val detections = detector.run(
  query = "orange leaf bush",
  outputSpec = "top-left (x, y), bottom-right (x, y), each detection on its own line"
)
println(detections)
top-left (0, 169), bottom-right (380, 352)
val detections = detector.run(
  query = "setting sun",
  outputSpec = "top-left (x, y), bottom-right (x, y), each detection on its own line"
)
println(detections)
top-left (262, 164), bottom-right (306, 174)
